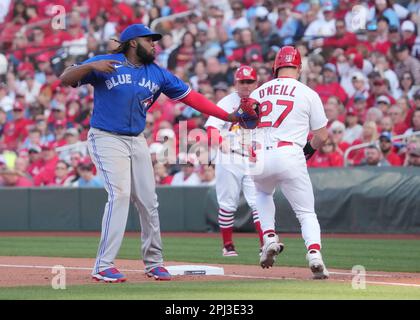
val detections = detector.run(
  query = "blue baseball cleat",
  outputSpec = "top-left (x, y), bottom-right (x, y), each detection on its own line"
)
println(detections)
top-left (146, 266), bottom-right (171, 281)
top-left (92, 267), bottom-right (127, 283)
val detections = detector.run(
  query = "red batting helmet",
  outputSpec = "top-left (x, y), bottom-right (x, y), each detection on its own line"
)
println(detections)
top-left (235, 65), bottom-right (257, 81)
top-left (272, 46), bottom-right (302, 75)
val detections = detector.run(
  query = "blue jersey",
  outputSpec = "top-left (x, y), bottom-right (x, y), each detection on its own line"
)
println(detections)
top-left (79, 53), bottom-right (190, 135)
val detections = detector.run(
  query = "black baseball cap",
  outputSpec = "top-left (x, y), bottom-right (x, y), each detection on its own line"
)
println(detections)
top-left (395, 43), bottom-right (409, 52)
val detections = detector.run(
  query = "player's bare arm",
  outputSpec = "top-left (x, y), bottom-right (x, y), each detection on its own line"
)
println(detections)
top-left (309, 127), bottom-right (329, 150)
top-left (304, 127), bottom-right (328, 160)
top-left (59, 60), bottom-right (120, 87)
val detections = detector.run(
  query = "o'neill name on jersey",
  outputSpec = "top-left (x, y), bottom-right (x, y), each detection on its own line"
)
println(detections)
top-left (258, 84), bottom-right (296, 98)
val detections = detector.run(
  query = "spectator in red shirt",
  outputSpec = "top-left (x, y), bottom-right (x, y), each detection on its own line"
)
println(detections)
top-left (67, 151), bottom-right (83, 180)
top-left (33, 142), bottom-right (59, 186)
top-left (319, 19), bottom-right (357, 50)
top-left (404, 109), bottom-right (420, 136)
top-left (52, 119), bottom-right (68, 147)
top-left (66, 100), bottom-right (81, 124)
top-left (396, 96), bottom-right (415, 128)
top-left (366, 78), bottom-right (396, 108)
top-left (329, 120), bottom-right (350, 153)
top-left (48, 101), bottom-right (68, 129)
top-left (25, 27), bottom-right (50, 58)
top-left (378, 131), bottom-right (402, 166)
top-left (388, 105), bottom-right (409, 135)
top-left (228, 28), bottom-right (264, 66)
top-left (315, 63), bottom-right (348, 104)
top-left (307, 135), bottom-right (344, 168)
top-left (2, 101), bottom-right (32, 150)
top-left (38, 70), bottom-right (60, 109)
top-left (26, 145), bottom-right (43, 177)
top-left (47, 160), bottom-right (75, 187)
top-left (154, 162), bottom-right (174, 185)
top-left (0, 167), bottom-right (33, 187)
top-left (363, 19), bottom-right (392, 56)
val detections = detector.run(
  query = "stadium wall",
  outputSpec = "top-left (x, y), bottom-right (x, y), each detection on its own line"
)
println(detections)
top-left (0, 168), bottom-right (419, 233)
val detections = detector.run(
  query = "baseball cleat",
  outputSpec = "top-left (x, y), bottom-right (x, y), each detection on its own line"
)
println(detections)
top-left (92, 267), bottom-right (127, 283)
top-left (259, 234), bottom-right (284, 269)
top-left (306, 249), bottom-right (329, 280)
top-left (146, 266), bottom-right (171, 281)
top-left (222, 243), bottom-right (238, 257)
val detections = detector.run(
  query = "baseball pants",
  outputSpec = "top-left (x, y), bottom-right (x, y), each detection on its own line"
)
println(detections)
top-left (252, 144), bottom-right (321, 249)
top-left (87, 128), bottom-right (163, 274)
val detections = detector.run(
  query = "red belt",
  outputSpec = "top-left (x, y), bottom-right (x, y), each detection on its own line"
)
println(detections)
top-left (265, 141), bottom-right (293, 150)
top-left (277, 141), bottom-right (293, 147)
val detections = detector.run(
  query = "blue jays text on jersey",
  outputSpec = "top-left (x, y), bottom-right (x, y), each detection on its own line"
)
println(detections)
top-left (78, 53), bottom-right (190, 136)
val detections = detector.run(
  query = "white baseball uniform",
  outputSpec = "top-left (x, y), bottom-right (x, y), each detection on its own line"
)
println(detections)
top-left (205, 92), bottom-right (262, 244)
top-left (249, 76), bottom-right (328, 249)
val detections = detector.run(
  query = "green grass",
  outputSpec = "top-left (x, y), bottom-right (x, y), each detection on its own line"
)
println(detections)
top-left (0, 236), bottom-right (419, 273)
top-left (0, 235), bottom-right (419, 300)
top-left (0, 280), bottom-right (419, 300)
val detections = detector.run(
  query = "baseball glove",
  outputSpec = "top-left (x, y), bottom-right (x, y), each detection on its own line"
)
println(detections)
top-left (234, 97), bottom-right (260, 129)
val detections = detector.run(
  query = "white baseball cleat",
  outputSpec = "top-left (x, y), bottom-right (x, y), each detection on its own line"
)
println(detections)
top-left (306, 249), bottom-right (329, 279)
top-left (222, 243), bottom-right (238, 257)
top-left (259, 234), bottom-right (284, 269)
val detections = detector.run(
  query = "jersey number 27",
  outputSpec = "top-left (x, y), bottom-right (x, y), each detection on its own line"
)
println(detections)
top-left (258, 99), bottom-right (294, 128)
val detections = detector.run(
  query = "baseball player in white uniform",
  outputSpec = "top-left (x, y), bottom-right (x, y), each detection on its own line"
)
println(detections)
top-left (205, 66), bottom-right (264, 256)
top-left (248, 46), bottom-right (329, 279)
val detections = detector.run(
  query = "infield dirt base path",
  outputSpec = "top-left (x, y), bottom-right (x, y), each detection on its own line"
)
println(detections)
top-left (0, 256), bottom-right (419, 288)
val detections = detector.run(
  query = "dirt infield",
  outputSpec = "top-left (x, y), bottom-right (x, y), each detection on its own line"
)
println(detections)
top-left (0, 256), bottom-right (419, 288)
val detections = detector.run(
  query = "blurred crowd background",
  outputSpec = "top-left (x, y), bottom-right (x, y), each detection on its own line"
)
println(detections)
top-left (0, 0), bottom-right (419, 188)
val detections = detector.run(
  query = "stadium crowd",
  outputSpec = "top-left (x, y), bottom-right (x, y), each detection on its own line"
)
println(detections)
top-left (0, 0), bottom-right (419, 188)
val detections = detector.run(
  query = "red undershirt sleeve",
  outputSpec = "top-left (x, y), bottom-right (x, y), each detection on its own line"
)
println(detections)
top-left (179, 90), bottom-right (230, 121)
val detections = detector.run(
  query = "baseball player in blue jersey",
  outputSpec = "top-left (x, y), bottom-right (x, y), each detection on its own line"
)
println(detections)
top-left (59, 24), bottom-right (255, 282)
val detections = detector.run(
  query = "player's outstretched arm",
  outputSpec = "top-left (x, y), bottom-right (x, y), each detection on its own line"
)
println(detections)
top-left (59, 60), bottom-right (120, 87)
top-left (180, 90), bottom-right (240, 122)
